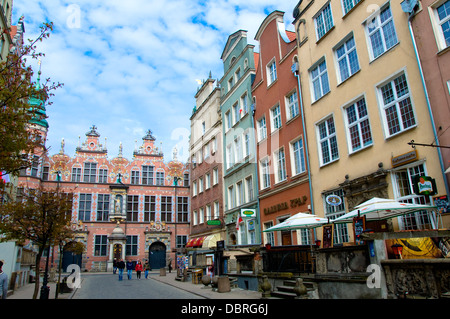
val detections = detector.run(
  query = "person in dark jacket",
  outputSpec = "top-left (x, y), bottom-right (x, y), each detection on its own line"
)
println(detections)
top-left (126, 260), bottom-right (134, 280)
top-left (117, 259), bottom-right (125, 281)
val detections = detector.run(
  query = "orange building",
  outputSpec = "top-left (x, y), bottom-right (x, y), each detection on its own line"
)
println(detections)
top-left (252, 11), bottom-right (312, 247)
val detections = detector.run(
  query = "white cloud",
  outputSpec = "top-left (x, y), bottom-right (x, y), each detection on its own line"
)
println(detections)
top-left (13, 0), bottom-right (297, 162)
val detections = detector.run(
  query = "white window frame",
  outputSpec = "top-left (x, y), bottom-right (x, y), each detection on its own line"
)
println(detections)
top-left (334, 33), bottom-right (360, 84)
top-left (257, 116), bottom-right (267, 142)
top-left (314, 2), bottom-right (334, 40)
top-left (260, 157), bottom-right (271, 189)
top-left (316, 115), bottom-right (339, 166)
top-left (286, 90), bottom-right (299, 121)
top-left (342, 96), bottom-right (373, 154)
top-left (270, 104), bottom-right (282, 132)
top-left (290, 137), bottom-right (306, 176)
top-left (364, 3), bottom-right (398, 61)
top-left (245, 175), bottom-right (254, 203)
top-left (266, 58), bottom-right (277, 85)
top-left (429, 0), bottom-right (450, 51)
top-left (376, 71), bottom-right (417, 139)
top-left (341, 0), bottom-right (362, 16)
top-left (309, 58), bottom-right (330, 103)
top-left (274, 148), bottom-right (287, 184)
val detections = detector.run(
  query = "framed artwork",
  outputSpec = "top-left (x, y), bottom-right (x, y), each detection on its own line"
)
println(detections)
top-left (322, 224), bottom-right (334, 248)
top-left (353, 216), bottom-right (366, 245)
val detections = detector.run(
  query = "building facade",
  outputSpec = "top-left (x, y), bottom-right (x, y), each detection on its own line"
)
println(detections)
top-left (0, 0), bottom-right (13, 62)
top-left (188, 74), bottom-right (225, 273)
top-left (17, 125), bottom-right (190, 272)
top-left (220, 30), bottom-right (261, 249)
top-left (293, 0), bottom-right (449, 244)
top-left (252, 11), bottom-right (312, 247)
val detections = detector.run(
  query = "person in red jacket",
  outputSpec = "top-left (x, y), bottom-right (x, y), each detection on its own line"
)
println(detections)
top-left (135, 260), bottom-right (143, 280)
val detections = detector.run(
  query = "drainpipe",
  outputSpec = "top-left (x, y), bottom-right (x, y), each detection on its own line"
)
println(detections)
top-left (293, 63), bottom-right (315, 216)
top-left (402, 2), bottom-right (450, 197)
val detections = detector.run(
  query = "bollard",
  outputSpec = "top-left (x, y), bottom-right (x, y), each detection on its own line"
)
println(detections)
top-left (160, 267), bottom-right (166, 276)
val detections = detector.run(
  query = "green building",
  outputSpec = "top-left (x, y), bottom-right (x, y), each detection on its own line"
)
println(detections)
top-left (220, 30), bottom-right (261, 248)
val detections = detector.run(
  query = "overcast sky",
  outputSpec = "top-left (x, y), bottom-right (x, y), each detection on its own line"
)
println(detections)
top-left (12, 0), bottom-right (296, 162)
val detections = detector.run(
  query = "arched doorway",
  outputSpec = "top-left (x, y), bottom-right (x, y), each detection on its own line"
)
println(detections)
top-left (61, 241), bottom-right (83, 272)
top-left (149, 241), bottom-right (166, 269)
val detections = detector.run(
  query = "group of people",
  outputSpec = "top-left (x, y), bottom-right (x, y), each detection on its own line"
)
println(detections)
top-left (113, 258), bottom-right (151, 281)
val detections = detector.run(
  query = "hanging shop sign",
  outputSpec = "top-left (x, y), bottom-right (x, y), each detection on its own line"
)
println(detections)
top-left (326, 194), bottom-right (342, 207)
top-left (391, 150), bottom-right (418, 168)
top-left (241, 208), bottom-right (256, 218)
top-left (413, 176), bottom-right (437, 196)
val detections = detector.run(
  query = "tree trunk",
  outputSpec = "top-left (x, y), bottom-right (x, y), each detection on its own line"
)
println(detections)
top-left (33, 251), bottom-right (42, 299)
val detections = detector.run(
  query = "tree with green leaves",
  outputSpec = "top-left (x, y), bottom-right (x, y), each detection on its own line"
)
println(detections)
top-left (0, 185), bottom-right (75, 299)
top-left (0, 21), bottom-right (62, 179)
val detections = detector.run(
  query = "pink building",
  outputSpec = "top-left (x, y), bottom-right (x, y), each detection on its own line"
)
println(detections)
top-left (18, 125), bottom-right (190, 272)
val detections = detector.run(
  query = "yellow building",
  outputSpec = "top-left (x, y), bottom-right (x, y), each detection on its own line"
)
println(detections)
top-left (293, 0), bottom-right (449, 245)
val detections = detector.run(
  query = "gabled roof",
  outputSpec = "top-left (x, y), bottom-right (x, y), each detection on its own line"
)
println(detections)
top-left (221, 30), bottom-right (247, 61)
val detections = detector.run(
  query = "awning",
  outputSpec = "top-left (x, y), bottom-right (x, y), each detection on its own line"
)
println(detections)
top-left (185, 238), bottom-right (196, 248)
top-left (186, 236), bottom-right (207, 248)
top-left (203, 233), bottom-right (221, 249)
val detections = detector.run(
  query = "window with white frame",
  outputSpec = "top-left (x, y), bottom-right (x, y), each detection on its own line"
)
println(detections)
top-left (432, 0), bottom-right (450, 50)
top-left (204, 143), bottom-right (210, 160)
top-left (199, 176), bottom-right (203, 193)
top-left (94, 235), bottom-right (108, 256)
top-left (310, 59), bottom-right (330, 102)
top-left (271, 104), bottom-right (282, 131)
top-left (365, 4), bottom-right (398, 60)
top-left (274, 148), bottom-right (287, 183)
top-left (243, 130), bottom-right (250, 158)
top-left (236, 181), bottom-right (244, 206)
top-left (264, 222), bottom-right (275, 246)
top-left (131, 170), bottom-right (140, 184)
top-left (240, 93), bottom-right (249, 115)
top-left (393, 163), bottom-right (436, 230)
top-left (193, 180), bottom-right (197, 196)
top-left (214, 201), bottom-right (220, 219)
top-left (335, 35), bottom-right (360, 83)
top-left (257, 116), bottom-right (267, 141)
top-left (213, 167), bottom-right (219, 185)
top-left (286, 91), bottom-right (299, 120)
top-left (233, 102), bottom-right (240, 125)
top-left (378, 73), bottom-right (416, 137)
top-left (317, 116), bottom-right (339, 165)
top-left (205, 172), bottom-right (211, 189)
top-left (193, 210), bottom-right (198, 225)
top-left (228, 185), bottom-right (235, 209)
top-left (291, 138), bottom-right (306, 176)
top-left (199, 207), bottom-right (204, 224)
top-left (156, 171), bottom-right (165, 186)
top-left (226, 144), bottom-right (233, 169)
top-left (267, 59), bottom-right (277, 85)
top-left (245, 175), bottom-right (254, 202)
top-left (234, 136), bottom-right (243, 163)
top-left (341, 0), bottom-right (361, 15)
top-left (260, 157), bottom-right (271, 189)
top-left (225, 111), bottom-right (232, 131)
top-left (315, 2), bottom-right (334, 40)
top-left (206, 205), bottom-right (212, 221)
top-left (99, 168), bottom-right (108, 183)
top-left (344, 97), bottom-right (373, 153)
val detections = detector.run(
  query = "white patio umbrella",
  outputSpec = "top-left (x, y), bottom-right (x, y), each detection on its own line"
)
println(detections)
top-left (263, 212), bottom-right (328, 232)
top-left (333, 197), bottom-right (437, 224)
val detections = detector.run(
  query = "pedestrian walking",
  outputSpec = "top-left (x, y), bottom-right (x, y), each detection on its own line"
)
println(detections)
top-left (144, 260), bottom-right (151, 279)
top-left (126, 260), bottom-right (134, 280)
top-left (117, 259), bottom-right (125, 281)
top-left (135, 260), bottom-right (143, 280)
top-left (113, 258), bottom-right (117, 274)
top-left (0, 260), bottom-right (8, 299)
